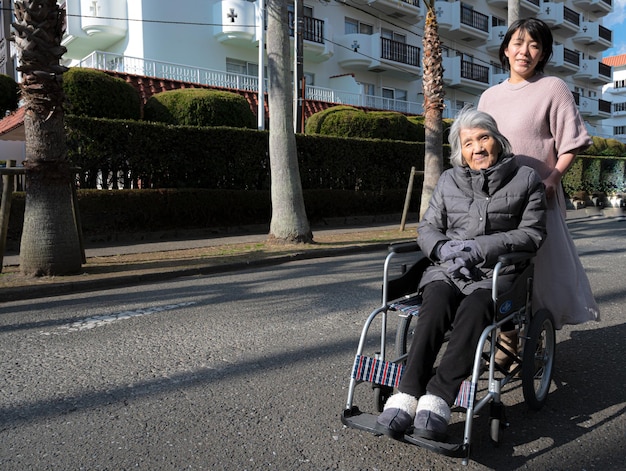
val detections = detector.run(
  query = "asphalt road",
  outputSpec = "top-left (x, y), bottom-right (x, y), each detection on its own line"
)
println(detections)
top-left (0, 215), bottom-right (624, 470)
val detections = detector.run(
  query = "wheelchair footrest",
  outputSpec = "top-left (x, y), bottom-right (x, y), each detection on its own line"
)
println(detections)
top-left (341, 407), bottom-right (467, 458)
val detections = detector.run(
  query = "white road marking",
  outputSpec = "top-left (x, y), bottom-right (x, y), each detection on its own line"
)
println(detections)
top-left (40, 302), bottom-right (197, 335)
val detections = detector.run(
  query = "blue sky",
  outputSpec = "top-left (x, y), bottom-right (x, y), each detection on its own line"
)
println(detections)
top-left (603, 0), bottom-right (626, 57)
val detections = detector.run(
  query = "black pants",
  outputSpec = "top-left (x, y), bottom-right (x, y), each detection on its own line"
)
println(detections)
top-left (398, 281), bottom-right (492, 406)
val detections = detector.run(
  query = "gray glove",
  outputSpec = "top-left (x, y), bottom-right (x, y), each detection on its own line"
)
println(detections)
top-left (437, 240), bottom-right (465, 261)
top-left (441, 240), bottom-right (484, 279)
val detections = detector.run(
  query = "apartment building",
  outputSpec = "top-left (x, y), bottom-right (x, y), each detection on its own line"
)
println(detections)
top-left (0, 0), bottom-right (616, 136)
top-left (601, 54), bottom-right (626, 142)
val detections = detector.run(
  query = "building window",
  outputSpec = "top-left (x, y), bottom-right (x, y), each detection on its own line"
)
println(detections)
top-left (226, 58), bottom-right (257, 76)
top-left (381, 28), bottom-right (406, 43)
top-left (345, 17), bottom-right (373, 35)
top-left (615, 126), bottom-right (626, 135)
top-left (615, 79), bottom-right (626, 89)
top-left (614, 102), bottom-right (626, 113)
top-left (382, 88), bottom-right (395, 100)
top-left (492, 16), bottom-right (506, 27)
top-left (362, 82), bottom-right (375, 96)
top-left (491, 61), bottom-right (506, 75)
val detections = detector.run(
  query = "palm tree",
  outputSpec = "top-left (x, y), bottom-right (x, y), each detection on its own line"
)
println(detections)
top-left (419, 0), bottom-right (445, 219)
top-left (266, 0), bottom-right (313, 243)
top-left (13, 0), bottom-right (82, 275)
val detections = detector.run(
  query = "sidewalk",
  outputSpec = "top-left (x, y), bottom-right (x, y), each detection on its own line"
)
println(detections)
top-left (0, 217), bottom-right (418, 302)
top-left (1, 207), bottom-right (621, 303)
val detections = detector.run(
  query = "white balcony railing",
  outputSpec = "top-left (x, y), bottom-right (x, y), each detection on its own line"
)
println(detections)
top-left (79, 51), bottom-right (424, 115)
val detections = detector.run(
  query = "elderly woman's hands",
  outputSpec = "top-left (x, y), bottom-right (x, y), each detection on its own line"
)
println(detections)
top-left (439, 240), bottom-right (484, 279)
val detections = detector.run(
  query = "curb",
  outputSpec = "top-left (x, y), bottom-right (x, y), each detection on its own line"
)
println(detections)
top-left (1, 243), bottom-right (390, 302)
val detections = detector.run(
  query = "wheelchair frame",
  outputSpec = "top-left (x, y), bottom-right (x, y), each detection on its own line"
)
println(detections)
top-left (341, 241), bottom-right (556, 465)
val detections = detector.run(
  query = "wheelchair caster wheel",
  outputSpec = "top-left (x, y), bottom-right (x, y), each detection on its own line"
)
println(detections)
top-left (373, 384), bottom-right (393, 412)
top-left (490, 418), bottom-right (500, 446)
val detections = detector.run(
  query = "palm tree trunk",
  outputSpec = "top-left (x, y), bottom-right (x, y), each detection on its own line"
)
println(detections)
top-left (14, 0), bottom-right (82, 275)
top-left (419, 1), bottom-right (445, 219)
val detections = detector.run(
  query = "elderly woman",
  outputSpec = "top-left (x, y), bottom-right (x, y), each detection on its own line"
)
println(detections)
top-left (377, 106), bottom-right (547, 441)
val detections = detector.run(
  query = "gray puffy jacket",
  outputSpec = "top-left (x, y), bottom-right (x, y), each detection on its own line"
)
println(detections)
top-left (417, 154), bottom-right (547, 294)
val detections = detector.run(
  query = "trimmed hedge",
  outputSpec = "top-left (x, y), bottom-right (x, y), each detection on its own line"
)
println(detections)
top-left (5, 189), bottom-right (415, 242)
top-left (144, 88), bottom-right (256, 128)
top-left (65, 116), bottom-right (433, 192)
top-left (304, 105), bottom-right (453, 143)
top-left (63, 68), bottom-right (141, 120)
top-left (562, 155), bottom-right (626, 197)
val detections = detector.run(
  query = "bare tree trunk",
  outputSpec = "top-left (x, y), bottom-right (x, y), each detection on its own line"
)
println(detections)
top-left (14, 0), bottom-right (82, 275)
top-left (419, 1), bottom-right (445, 219)
top-left (266, 0), bottom-right (312, 243)
top-left (508, 0), bottom-right (520, 25)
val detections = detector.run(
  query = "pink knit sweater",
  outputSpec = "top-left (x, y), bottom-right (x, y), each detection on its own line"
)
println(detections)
top-left (477, 74), bottom-right (592, 180)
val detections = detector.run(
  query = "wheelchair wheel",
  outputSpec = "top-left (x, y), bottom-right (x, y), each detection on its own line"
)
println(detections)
top-left (521, 309), bottom-right (556, 410)
top-left (395, 314), bottom-right (416, 362)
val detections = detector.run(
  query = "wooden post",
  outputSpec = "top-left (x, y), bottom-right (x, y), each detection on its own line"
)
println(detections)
top-left (400, 167), bottom-right (416, 231)
top-left (0, 160), bottom-right (16, 272)
top-left (70, 171), bottom-right (86, 264)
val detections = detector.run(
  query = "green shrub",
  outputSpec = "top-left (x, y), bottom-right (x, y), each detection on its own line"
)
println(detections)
top-left (305, 106), bottom-right (420, 141)
top-left (600, 158), bottom-right (626, 194)
top-left (306, 105), bottom-right (454, 143)
top-left (143, 88), bottom-right (255, 128)
top-left (0, 74), bottom-right (19, 114)
top-left (304, 105), bottom-right (359, 134)
top-left (581, 157), bottom-right (602, 194)
top-left (562, 157), bottom-right (583, 197)
top-left (63, 68), bottom-right (141, 120)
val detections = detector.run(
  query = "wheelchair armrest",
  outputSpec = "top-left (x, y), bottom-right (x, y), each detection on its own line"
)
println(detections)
top-left (388, 241), bottom-right (420, 253)
top-left (497, 251), bottom-right (535, 267)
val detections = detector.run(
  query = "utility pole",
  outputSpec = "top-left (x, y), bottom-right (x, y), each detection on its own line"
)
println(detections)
top-left (293, 0), bottom-right (303, 133)
top-left (257, 0), bottom-right (265, 130)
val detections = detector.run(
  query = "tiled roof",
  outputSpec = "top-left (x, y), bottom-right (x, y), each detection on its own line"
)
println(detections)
top-left (0, 107), bottom-right (26, 141)
top-left (602, 54), bottom-right (626, 67)
top-left (0, 70), bottom-right (375, 140)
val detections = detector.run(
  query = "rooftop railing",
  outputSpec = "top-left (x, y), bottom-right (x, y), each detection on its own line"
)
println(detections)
top-left (78, 51), bottom-right (424, 115)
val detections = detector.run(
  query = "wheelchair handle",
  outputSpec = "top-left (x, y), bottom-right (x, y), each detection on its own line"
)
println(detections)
top-left (497, 251), bottom-right (535, 267)
top-left (388, 241), bottom-right (420, 253)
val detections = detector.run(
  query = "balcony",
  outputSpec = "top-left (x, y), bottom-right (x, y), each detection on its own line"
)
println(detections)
top-left (489, 0), bottom-right (541, 14)
top-left (486, 25), bottom-right (508, 53)
top-left (443, 55), bottom-right (490, 92)
top-left (213, 1), bottom-right (332, 61)
top-left (62, 0), bottom-right (128, 60)
top-left (296, 15), bottom-right (334, 63)
top-left (579, 96), bottom-right (612, 119)
top-left (213, 0), bottom-right (258, 46)
top-left (336, 34), bottom-right (421, 80)
top-left (435, 1), bottom-right (489, 44)
top-left (574, 23), bottom-right (613, 53)
top-left (574, 60), bottom-right (612, 85)
top-left (367, 0), bottom-right (423, 23)
top-left (537, 3), bottom-right (580, 36)
top-left (546, 44), bottom-right (579, 74)
top-left (571, 0), bottom-right (613, 17)
top-left (606, 80), bottom-right (626, 97)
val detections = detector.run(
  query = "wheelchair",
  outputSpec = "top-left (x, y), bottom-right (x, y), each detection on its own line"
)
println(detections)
top-left (341, 241), bottom-right (556, 465)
